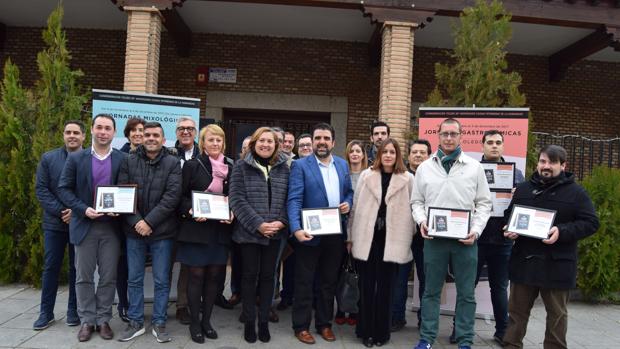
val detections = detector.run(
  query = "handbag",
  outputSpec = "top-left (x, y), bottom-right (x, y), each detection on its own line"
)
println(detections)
top-left (336, 253), bottom-right (360, 314)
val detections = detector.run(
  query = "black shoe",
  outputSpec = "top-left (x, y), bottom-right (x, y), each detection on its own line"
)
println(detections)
top-left (244, 321), bottom-right (257, 343)
top-left (449, 326), bottom-right (457, 344)
top-left (190, 324), bottom-right (204, 344)
top-left (118, 307), bottom-right (129, 323)
top-left (258, 322), bottom-right (270, 343)
top-left (363, 338), bottom-right (374, 347)
top-left (375, 340), bottom-right (385, 347)
top-left (214, 294), bottom-right (233, 310)
top-left (202, 323), bottom-right (218, 339)
top-left (390, 319), bottom-right (406, 332)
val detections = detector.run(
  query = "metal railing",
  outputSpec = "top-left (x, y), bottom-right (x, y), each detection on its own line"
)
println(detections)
top-left (533, 132), bottom-right (620, 180)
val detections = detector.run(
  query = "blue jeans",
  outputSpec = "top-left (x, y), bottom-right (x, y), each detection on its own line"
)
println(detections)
top-left (40, 229), bottom-right (77, 316)
top-left (476, 242), bottom-right (511, 337)
top-left (126, 237), bottom-right (173, 326)
top-left (392, 243), bottom-right (425, 323)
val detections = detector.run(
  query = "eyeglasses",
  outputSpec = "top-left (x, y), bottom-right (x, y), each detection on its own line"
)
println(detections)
top-left (439, 132), bottom-right (460, 138)
top-left (298, 143), bottom-right (312, 148)
top-left (176, 127), bottom-right (196, 133)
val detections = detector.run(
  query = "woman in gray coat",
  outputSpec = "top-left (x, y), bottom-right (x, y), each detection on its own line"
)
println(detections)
top-left (229, 127), bottom-right (290, 343)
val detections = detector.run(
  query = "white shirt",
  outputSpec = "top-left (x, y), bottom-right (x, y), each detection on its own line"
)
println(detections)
top-left (315, 155), bottom-right (340, 207)
top-left (91, 145), bottom-right (113, 161)
top-left (410, 151), bottom-right (492, 235)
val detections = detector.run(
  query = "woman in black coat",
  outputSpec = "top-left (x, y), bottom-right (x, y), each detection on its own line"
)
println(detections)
top-left (176, 124), bottom-right (234, 343)
top-left (229, 127), bottom-right (290, 343)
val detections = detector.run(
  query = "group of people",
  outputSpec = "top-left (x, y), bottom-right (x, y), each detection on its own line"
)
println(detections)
top-left (32, 115), bottom-right (598, 349)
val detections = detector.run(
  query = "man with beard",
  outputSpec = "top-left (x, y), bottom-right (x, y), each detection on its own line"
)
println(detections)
top-left (502, 145), bottom-right (598, 349)
top-left (117, 122), bottom-right (182, 343)
top-left (33, 120), bottom-right (86, 330)
top-left (287, 123), bottom-right (353, 344)
top-left (411, 118), bottom-right (491, 349)
top-left (58, 114), bottom-right (126, 342)
top-left (367, 121), bottom-right (390, 165)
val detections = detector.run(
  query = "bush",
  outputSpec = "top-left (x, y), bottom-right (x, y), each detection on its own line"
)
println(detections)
top-left (578, 166), bottom-right (620, 301)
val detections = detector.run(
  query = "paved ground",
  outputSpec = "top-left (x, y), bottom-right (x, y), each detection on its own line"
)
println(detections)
top-left (0, 284), bottom-right (618, 349)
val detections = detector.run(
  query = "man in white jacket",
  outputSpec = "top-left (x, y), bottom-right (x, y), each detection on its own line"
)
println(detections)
top-left (411, 118), bottom-right (492, 349)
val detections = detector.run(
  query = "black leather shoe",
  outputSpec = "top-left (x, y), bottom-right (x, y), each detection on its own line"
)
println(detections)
top-left (214, 294), bottom-right (233, 310)
top-left (363, 338), bottom-right (374, 347)
top-left (202, 323), bottom-right (218, 339)
top-left (375, 340), bottom-right (385, 347)
top-left (190, 324), bottom-right (204, 344)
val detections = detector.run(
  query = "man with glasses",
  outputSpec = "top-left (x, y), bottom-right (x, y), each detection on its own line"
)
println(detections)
top-left (174, 117), bottom-right (199, 167)
top-left (173, 116), bottom-right (198, 324)
top-left (411, 118), bottom-right (491, 349)
top-left (296, 133), bottom-right (313, 159)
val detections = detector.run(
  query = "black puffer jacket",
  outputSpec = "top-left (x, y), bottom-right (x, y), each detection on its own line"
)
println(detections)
top-left (504, 171), bottom-right (599, 289)
top-left (117, 145), bottom-right (182, 241)
top-left (177, 153), bottom-right (234, 245)
top-left (229, 152), bottom-right (290, 245)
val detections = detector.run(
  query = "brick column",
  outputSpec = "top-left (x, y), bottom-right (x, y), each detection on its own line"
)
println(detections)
top-left (378, 21), bottom-right (418, 149)
top-left (123, 7), bottom-right (162, 94)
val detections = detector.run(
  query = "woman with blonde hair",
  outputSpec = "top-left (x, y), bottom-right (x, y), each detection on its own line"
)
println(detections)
top-left (347, 138), bottom-right (415, 347)
top-left (176, 124), bottom-right (234, 343)
top-left (229, 127), bottom-right (290, 343)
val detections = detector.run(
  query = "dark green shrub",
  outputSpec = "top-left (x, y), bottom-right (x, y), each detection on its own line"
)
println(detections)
top-left (578, 166), bottom-right (620, 301)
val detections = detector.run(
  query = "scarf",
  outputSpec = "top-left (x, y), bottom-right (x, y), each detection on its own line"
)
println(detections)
top-left (437, 146), bottom-right (462, 174)
top-left (206, 153), bottom-right (228, 194)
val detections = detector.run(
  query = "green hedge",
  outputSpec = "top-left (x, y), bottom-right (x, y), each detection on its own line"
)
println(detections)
top-left (578, 166), bottom-right (620, 302)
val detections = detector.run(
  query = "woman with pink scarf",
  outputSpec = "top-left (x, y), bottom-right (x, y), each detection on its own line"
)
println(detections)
top-left (176, 124), bottom-right (234, 344)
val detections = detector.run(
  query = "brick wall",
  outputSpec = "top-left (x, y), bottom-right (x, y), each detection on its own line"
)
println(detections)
top-left (1, 26), bottom-right (618, 142)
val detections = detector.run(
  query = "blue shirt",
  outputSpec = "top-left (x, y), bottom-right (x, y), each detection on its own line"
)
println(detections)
top-left (315, 155), bottom-right (340, 207)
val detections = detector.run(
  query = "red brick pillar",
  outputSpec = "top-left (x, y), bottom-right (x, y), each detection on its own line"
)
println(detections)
top-left (123, 7), bottom-right (162, 94)
top-left (379, 21), bottom-right (418, 149)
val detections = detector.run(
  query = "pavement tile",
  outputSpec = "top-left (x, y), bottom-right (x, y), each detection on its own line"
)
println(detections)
top-left (0, 285), bottom-right (28, 301)
top-left (0, 284), bottom-right (617, 348)
top-left (0, 327), bottom-right (38, 347)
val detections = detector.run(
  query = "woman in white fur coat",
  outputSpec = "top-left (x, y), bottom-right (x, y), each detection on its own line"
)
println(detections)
top-left (347, 138), bottom-right (415, 347)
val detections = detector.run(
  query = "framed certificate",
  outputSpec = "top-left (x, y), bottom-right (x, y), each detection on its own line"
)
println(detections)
top-left (192, 192), bottom-right (230, 220)
top-left (507, 204), bottom-right (556, 240)
top-left (95, 185), bottom-right (137, 214)
top-left (481, 162), bottom-right (516, 190)
top-left (491, 191), bottom-right (513, 217)
top-left (302, 207), bottom-right (342, 236)
top-left (427, 207), bottom-right (471, 239)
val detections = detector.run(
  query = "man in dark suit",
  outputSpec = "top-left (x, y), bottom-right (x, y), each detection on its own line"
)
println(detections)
top-left (287, 123), bottom-right (353, 344)
top-left (58, 114), bottom-right (126, 342)
top-left (33, 120), bottom-right (86, 330)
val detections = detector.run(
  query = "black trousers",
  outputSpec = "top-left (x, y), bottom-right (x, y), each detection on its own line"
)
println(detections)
top-left (240, 239), bottom-right (280, 324)
top-left (230, 241), bottom-right (243, 295)
top-left (292, 235), bottom-right (344, 333)
top-left (356, 236), bottom-right (397, 343)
